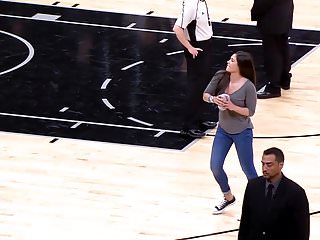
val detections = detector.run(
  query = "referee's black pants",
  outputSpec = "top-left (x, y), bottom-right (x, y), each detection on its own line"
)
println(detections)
top-left (182, 38), bottom-right (213, 131)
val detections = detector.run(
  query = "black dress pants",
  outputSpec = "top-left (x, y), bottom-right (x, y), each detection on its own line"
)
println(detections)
top-left (182, 38), bottom-right (212, 130)
top-left (261, 33), bottom-right (291, 92)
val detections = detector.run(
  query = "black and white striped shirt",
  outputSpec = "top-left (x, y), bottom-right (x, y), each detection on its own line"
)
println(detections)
top-left (175, 0), bottom-right (213, 42)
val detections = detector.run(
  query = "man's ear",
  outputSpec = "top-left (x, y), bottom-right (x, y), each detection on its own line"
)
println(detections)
top-left (279, 162), bottom-right (284, 169)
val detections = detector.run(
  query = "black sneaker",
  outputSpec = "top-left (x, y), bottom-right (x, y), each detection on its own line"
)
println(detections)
top-left (212, 196), bottom-right (236, 215)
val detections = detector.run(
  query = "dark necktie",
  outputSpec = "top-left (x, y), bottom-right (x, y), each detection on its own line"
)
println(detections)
top-left (266, 184), bottom-right (274, 202)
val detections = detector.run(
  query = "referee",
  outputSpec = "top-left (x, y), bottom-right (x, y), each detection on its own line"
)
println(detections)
top-left (173, 0), bottom-right (216, 138)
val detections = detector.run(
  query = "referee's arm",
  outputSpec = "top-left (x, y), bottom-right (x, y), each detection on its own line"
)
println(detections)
top-left (173, 25), bottom-right (199, 58)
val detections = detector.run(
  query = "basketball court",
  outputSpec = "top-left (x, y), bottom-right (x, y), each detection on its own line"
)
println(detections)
top-left (0, 0), bottom-right (319, 239)
top-left (0, 1), bottom-right (319, 149)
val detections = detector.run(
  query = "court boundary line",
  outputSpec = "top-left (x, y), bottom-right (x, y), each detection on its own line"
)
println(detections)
top-left (2, 0), bottom-right (320, 31)
top-left (0, 130), bottom-right (197, 152)
top-left (176, 210), bottom-right (320, 240)
top-left (0, 112), bottom-right (180, 134)
top-left (0, 13), bottom-right (318, 46)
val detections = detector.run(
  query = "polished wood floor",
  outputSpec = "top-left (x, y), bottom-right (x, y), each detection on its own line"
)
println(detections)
top-left (1, 0), bottom-right (320, 239)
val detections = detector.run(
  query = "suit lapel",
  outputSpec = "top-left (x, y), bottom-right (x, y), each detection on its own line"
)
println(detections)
top-left (272, 175), bottom-right (287, 202)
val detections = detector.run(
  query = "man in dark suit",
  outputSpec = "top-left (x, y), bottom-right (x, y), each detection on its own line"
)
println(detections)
top-left (251, 0), bottom-right (294, 99)
top-left (238, 147), bottom-right (310, 240)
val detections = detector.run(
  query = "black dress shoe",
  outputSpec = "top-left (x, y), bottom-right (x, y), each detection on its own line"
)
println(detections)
top-left (201, 121), bottom-right (217, 129)
top-left (281, 73), bottom-right (292, 90)
top-left (180, 129), bottom-right (205, 138)
top-left (281, 84), bottom-right (290, 90)
top-left (257, 91), bottom-right (281, 99)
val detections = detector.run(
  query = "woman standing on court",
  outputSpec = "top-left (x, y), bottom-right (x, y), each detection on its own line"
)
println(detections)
top-left (203, 51), bottom-right (258, 214)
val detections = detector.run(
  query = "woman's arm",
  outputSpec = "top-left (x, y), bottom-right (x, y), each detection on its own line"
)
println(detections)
top-left (224, 82), bottom-right (257, 116)
top-left (203, 93), bottom-right (214, 103)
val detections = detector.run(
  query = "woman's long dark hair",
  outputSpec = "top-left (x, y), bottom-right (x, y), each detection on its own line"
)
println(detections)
top-left (235, 51), bottom-right (256, 85)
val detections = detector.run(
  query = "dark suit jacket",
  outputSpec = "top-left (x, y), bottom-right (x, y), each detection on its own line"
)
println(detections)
top-left (238, 175), bottom-right (310, 240)
top-left (251, 0), bottom-right (294, 34)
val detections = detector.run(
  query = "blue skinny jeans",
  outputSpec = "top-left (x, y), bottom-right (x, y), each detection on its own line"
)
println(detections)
top-left (210, 126), bottom-right (258, 193)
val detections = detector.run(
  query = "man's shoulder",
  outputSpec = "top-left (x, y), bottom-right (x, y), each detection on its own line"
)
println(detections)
top-left (248, 176), bottom-right (265, 186)
top-left (282, 175), bottom-right (306, 192)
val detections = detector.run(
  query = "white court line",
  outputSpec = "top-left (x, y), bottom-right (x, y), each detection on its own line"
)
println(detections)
top-left (257, 85), bottom-right (266, 93)
top-left (256, 44), bottom-right (320, 92)
top-left (126, 23), bottom-right (136, 28)
top-left (228, 43), bottom-right (262, 47)
top-left (214, 35), bottom-right (318, 46)
top-left (0, 112), bottom-right (179, 133)
top-left (0, 14), bottom-right (316, 47)
top-left (290, 42), bottom-right (318, 47)
top-left (166, 50), bottom-right (184, 56)
top-left (154, 131), bottom-right (165, 137)
top-left (159, 38), bottom-right (168, 43)
top-left (292, 43), bottom-right (320, 68)
top-left (71, 122), bottom-right (82, 128)
top-left (59, 107), bottom-right (69, 112)
top-left (31, 13), bottom-right (61, 21)
top-left (102, 98), bottom-right (115, 109)
top-left (121, 61), bottom-right (144, 70)
top-left (256, 43), bottom-right (319, 92)
top-left (215, 35), bottom-right (262, 43)
top-left (127, 117), bottom-right (153, 127)
top-left (229, 42), bottom-right (318, 47)
top-left (0, 30), bottom-right (34, 76)
top-left (101, 78), bottom-right (112, 89)
top-left (4, 0), bottom-right (320, 32)
top-left (0, 13), bottom-right (173, 34)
